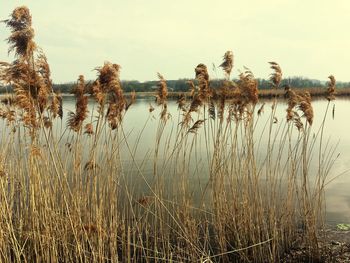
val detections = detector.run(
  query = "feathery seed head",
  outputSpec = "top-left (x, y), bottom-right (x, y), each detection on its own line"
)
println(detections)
top-left (156, 72), bottom-right (168, 105)
top-left (195, 64), bottom-right (210, 98)
top-left (327, 75), bottom-right (336, 101)
top-left (4, 6), bottom-right (36, 58)
top-left (219, 51), bottom-right (234, 79)
top-left (298, 92), bottom-right (313, 125)
top-left (269, 62), bottom-right (282, 88)
top-left (67, 75), bottom-right (89, 132)
top-left (96, 62), bottom-right (121, 92)
top-left (7, 6), bottom-right (32, 28)
top-left (177, 93), bottom-right (186, 111)
top-left (188, 119), bottom-right (205, 134)
top-left (237, 68), bottom-right (259, 105)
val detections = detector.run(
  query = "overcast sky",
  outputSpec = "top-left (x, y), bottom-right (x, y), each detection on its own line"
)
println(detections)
top-left (1, 0), bottom-right (349, 83)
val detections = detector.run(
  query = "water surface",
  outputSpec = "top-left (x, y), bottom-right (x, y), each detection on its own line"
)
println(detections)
top-left (2, 96), bottom-right (350, 224)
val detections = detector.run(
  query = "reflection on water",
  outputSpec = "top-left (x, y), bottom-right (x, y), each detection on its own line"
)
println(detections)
top-left (2, 95), bottom-right (350, 224)
top-left (311, 99), bottom-right (350, 224)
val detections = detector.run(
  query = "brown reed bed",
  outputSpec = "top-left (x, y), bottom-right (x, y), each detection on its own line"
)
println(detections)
top-left (259, 86), bottom-right (349, 100)
top-left (0, 6), bottom-right (342, 263)
top-left (134, 85), bottom-right (350, 100)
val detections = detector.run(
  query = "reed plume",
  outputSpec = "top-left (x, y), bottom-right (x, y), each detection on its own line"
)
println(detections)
top-left (106, 66), bottom-right (125, 129)
top-left (189, 95), bottom-right (203, 113)
top-left (155, 72), bottom-right (169, 121)
top-left (74, 75), bottom-right (86, 97)
top-left (13, 83), bottom-right (37, 127)
top-left (217, 76), bottom-right (236, 122)
top-left (3, 6), bottom-right (38, 107)
top-left (181, 64), bottom-right (211, 127)
top-left (4, 6), bottom-right (36, 58)
top-left (92, 62), bottom-right (126, 129)
top-left (67, 75), bottom-right (89, 132)
top-left (1, 6), bottom-right (55, 131)
top-left (294, 113), bottom-right (304, 131)
top-left (95, 62), bottom-right (122, 93)
top-left (50, 91), bottom-right (63, 119)
top-left (327, 75), bottom-right (336, 101)
top-left (35, 51), bottom-right (52, 113)
top-left (195, 63), bottom-right (210, 98)
top-left (298, 91), bottom-right (314, 125)
top-left (91, 63), bottom-right (120, 110)
top-left (179, 79), bottom-right (200, 126)
top-left (181, 94), bottom-right (203, 127)
top-left (284, 84), bottom-right (299, 121)
top-left (156, 72), bottom-right (168, 105)
top-left (188, 119), bottom-right (205, 133)
top-left (284, 85), bottom-right (313, 128)
top-left (177, 93), bottom-right (186, 112)
top-left (0, 60), bottom-right (29, 84)
top-left (238, 67), bottom-right (258, 105)
top-left (0, 60), bottom-right (37, 127)
top-left (219, 51), bottom-right (234, 79)
top-left (269, 62), bottom-right (282, 88)
top-left (226, 68), bottom-right (258, 122)
top-left (91, 79), bottom-right (104, 109)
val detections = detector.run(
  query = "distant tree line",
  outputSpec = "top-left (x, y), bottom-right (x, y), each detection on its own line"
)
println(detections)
top-left (255, 77), bottom-right (347, 89)
top-left (1, 76), bottom-right (350, 94)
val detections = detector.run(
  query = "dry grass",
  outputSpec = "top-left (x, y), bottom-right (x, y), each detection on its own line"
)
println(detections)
top-left (0, 6), bottom-right (340, 263)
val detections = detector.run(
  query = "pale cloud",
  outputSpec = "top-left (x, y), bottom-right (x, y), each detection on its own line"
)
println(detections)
top-left (1, 0), bottom-right (350, 83)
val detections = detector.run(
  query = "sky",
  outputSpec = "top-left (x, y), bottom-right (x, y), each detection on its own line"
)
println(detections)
top-left (1, 0), bottom-right (350, 83)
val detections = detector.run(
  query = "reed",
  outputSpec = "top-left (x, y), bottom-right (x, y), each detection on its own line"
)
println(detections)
top-left (0, 6), bottom-right (339, 263)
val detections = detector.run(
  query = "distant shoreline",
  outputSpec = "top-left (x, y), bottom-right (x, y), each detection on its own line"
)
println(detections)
top-left (1, 88), bottom-right (350, 101)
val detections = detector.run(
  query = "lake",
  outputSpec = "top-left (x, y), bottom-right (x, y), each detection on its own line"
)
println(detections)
top-left (1, 95), bottom-right (349, 225)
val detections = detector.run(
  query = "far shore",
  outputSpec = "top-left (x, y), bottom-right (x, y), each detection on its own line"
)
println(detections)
top-left (1, 87), bottom-right (350, 101)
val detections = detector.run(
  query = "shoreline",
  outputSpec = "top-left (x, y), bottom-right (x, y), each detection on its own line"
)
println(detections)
top-left (1, 88), bottom-right (350, 100)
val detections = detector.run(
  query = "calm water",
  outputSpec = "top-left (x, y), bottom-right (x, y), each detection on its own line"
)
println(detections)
top-left (3, 96), bottom-right (350, 224)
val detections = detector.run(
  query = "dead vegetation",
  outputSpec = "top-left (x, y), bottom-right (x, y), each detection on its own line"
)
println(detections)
top-left (0, 6), bottom-right (342, 263)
